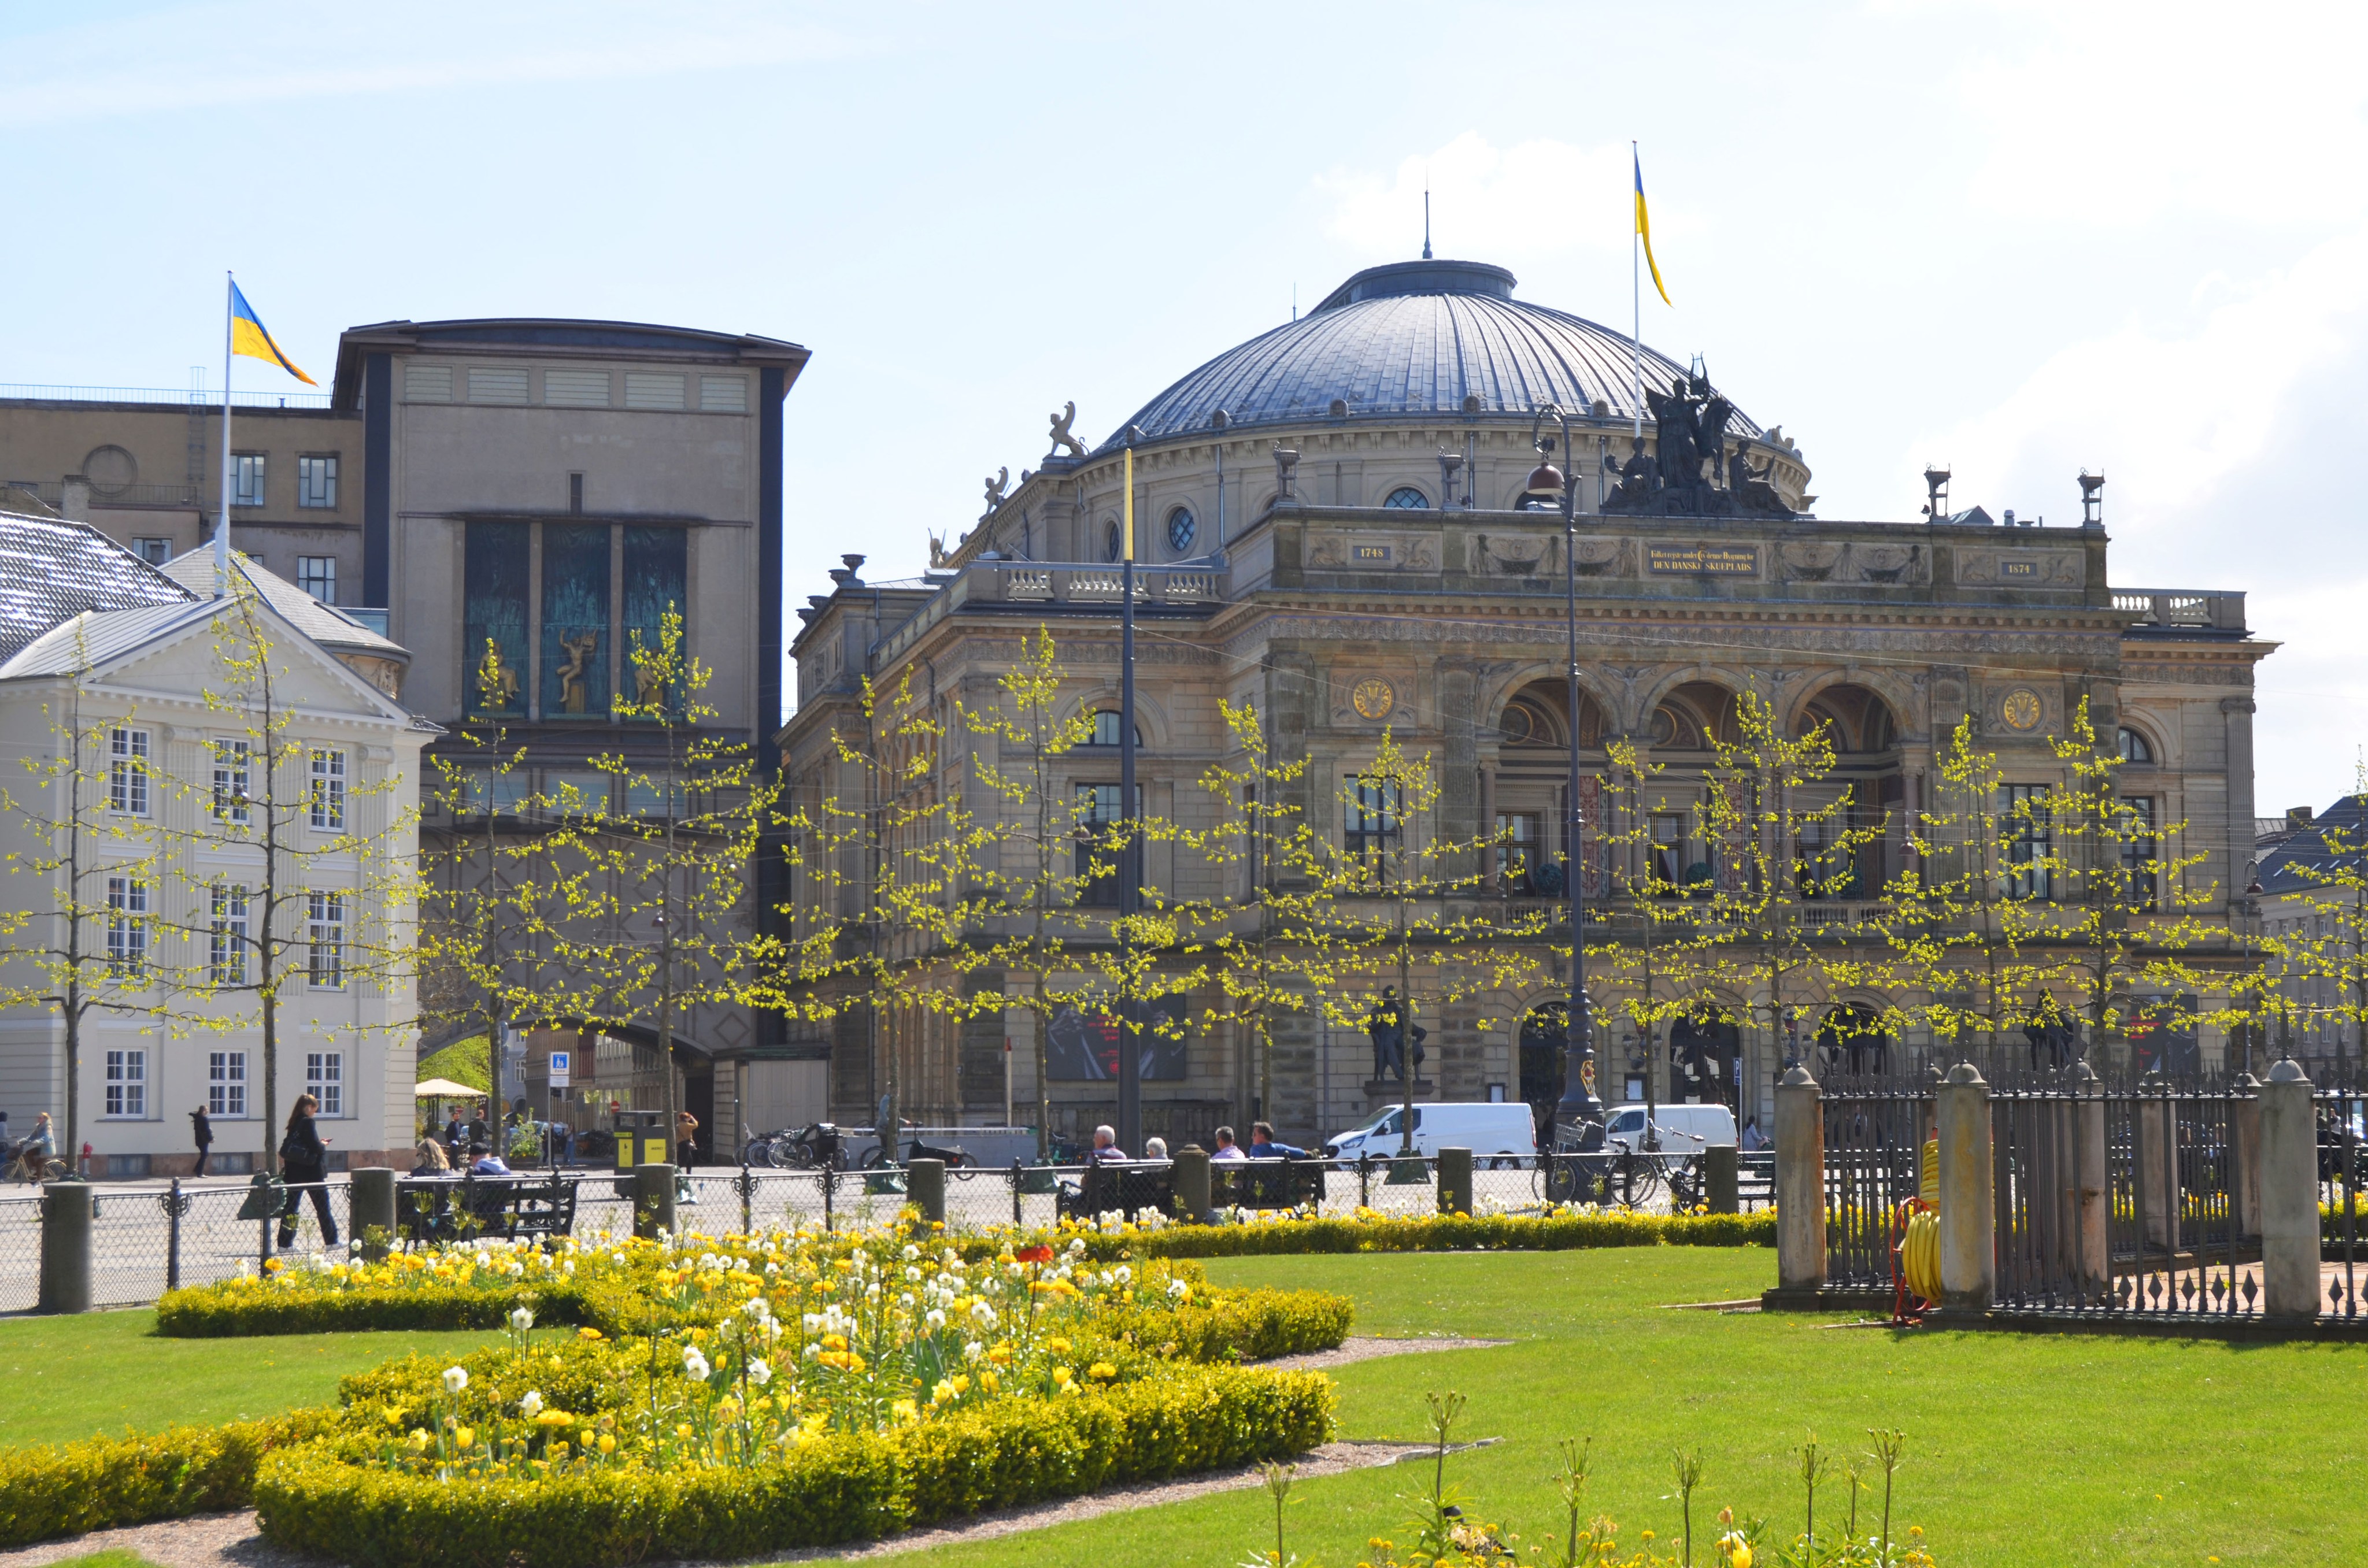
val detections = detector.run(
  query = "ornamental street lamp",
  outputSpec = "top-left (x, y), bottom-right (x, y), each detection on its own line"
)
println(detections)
top-left (1529, 402), bottom-right (1604, 1133)
top-left (1118, 436), bottom-right (1143, 1156)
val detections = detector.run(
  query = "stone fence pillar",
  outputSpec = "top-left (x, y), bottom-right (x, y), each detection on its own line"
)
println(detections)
top-left (2229, 1072), bottom-right (2263, 1241)
top-left (632, 1163), bottom-right (676, 1241)
top-left (350, 1168), bottom-right (397, 1262)
top-left (1171, 1147), bottom-right (1211, 1222)
top-left (1436, 1148), bottom-right (1472, 1217)
top-left (1773, 1063), bottom-right (1825, 1293)
top-left (38, 1181), bottom-right (92, 1314)
top-left (2258, 1058), bottom-right (2322, 1321)
top-left (1936, 1062), bottom-right (1995, 1313)
top-left (2069, 1062), bottom-right (2108, 1298)
top-left (907, 1159), bottom-right (946, 1228)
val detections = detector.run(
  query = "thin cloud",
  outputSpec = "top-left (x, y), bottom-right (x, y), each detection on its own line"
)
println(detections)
top-left (0, 1), bottom-right (867, 127)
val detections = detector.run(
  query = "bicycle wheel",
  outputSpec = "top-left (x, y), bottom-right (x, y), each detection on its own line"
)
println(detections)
top-left (767, 1139), bottom-right (808, 1170)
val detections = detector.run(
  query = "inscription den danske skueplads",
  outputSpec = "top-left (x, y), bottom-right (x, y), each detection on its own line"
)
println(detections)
top-left (1646, 543), bottom-right (1760, 576)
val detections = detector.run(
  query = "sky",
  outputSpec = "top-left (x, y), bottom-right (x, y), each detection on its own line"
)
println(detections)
top-left (4, 0), bottom-right (2363, 815)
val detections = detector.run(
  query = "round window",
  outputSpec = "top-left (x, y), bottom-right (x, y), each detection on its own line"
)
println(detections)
top-left (1382, 485), bottom-right (1429, 509)
top-left (1104, 520), bottom-right (1122, 562)
top-left (1500, 704), bottom-right (1536, 744)
top-left (1166, 507), bottom-right (1196, 553)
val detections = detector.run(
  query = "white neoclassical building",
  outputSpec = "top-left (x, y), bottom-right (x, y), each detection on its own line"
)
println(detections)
top-left (0, 513), bottom-right (430, 1176)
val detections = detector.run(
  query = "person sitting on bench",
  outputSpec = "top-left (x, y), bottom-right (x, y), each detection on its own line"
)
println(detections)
top-left (1246, 1122), bottom-right (1305, 1159)
top-left (1210, 1125), bottom-right (1246, 1162)
top-left (468, 1140), bottom-right (512, 1176)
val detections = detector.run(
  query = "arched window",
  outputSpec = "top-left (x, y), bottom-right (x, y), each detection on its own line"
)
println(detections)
top-left (1104, 520), bottom-right (1122, 562)
top-left (1089, 710), bottom-right (1142, 747)
top-left (1165, 506), bottom-right (1196, 554)
top-left (2118, 726), bottom-right (2154, 764)
top-left (1382, 485), bottom-right (1429, 509)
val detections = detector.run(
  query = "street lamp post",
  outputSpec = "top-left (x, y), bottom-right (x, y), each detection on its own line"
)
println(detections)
top-left (1118, 439), bottom-right (1143, 1156)
top-left (1530, 403), bottom-right (1603, 1136)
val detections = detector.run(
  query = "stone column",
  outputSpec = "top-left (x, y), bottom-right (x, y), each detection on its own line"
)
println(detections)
top-left (350, 1167), bottom-right (397, 1262)
top-left (1773, 1064), bottom-right (1825, 1292)
top-left (2221, 696), bottom-right (2258, 923)
top-left (1478, 766), bottom-right (1496, 885)
top-left (38, 1181), bottom-right (93, 1314)
top-left (2258, 1058), bottom-right (2322, 1321)
top-left (1936, 1062), bottom-right (1995, 1313)
top-left (2137, 1092), bottom-right (2174, 1250)
top-left (2230, 1072), bottom-right (2263, 1240)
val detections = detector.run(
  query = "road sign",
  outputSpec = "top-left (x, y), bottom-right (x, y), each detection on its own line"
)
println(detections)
top-left (547, 1050), bottom-right (571, 1088)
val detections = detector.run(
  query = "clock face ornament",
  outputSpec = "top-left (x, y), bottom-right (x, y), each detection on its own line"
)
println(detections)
top-left (1351, 677), bottom-right (1396, 721)
top-left (2001, 688), bottom-right (2043, 732)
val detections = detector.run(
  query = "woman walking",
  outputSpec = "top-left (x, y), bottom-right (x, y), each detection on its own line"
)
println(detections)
top-left (275, 1094), bottom-right (339, 1250)
top-left (190, 1106), bottom-right (213, 1176)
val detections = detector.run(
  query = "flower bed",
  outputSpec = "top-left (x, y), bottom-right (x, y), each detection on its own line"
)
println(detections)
top-left (96, 1222), bottom-right (1346, 1565)
top-left (1120, 1205), bottom-right (1775, 1258)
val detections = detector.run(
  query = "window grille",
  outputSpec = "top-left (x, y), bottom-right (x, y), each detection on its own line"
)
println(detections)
top-left (295, 455), bottom-right (338, 509)
top-left (209, 882), bottom-right (249, 984)
top-left (209, 1050), bottom-right (247, 1117)
top-left (307, 1050), bottom-right (344, 1117)
top-left (1344, 777), bottom-right (1403, 882)
top-left (213, 739), bottom-right (250, 822)
top-left (231, 453), bottom-right (266, 507)
top-left (104, 1048), bottom-right (146, 1118)
top-left (308, 890), bottom-right (345, 988)
top-left (309, 747), bottom-right (346, 830)
top-left (295, 555), bottom-right (336, 603)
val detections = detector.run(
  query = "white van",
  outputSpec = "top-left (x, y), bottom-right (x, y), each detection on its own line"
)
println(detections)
top-left (1602, 1102), bottom-right (1737, 1155)
top-left (1324, 1103), bottom-right (1538, 1166)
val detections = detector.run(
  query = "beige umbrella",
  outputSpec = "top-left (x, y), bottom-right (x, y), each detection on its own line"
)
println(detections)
top-left (414, 1078), bottom-right (484, 1098)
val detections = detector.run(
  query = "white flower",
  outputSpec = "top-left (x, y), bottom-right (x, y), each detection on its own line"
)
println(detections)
top-left (940, 1248), bottom-right (961, 1266)
top-left (963, 1340), bottom-right (983, 1361)
top-left (764, 1261), bottom-right (780, 1276)
top-left (743, 1297), bottom-right (771, 1321)
top-left (802, 1312), bottom-right (823, 1332)
top-left (900, 1292), bottom-right (916, 1308)
top-left (1114, 1265), bottom-right (1132, 1284)
top-left (924, 1308), bottom-right (947, 1329)
top-left (509, 1306), bottom-right (535, 1332)
top-left (748, 1358), bottom-right (772, 1386)
top-left (901, 1244), bottom-right (920, 1261)
top-left (683, 1347), bottom-right (711, 1381)
top-left (803, 1343), bottom-right (821, 1361)
top-left (969, 1300), bottom-right (998, 1328)
top-left (1066, 1238), bottom-right (1087, 1256)
top-left (520, 1391), bottom-right (543, 1418)
top-left (1168, 1278), bottom-right (1190, 1300)
top-left (905, 1265), bottom-right (922, 1282)
top-left (443, 1366), bottom-right (469, 1395)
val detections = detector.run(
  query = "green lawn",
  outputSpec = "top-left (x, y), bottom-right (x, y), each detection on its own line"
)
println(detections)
top-left (0, 1310), bottom-right (500, 1451)
top-left (4, 1258), bottom-right (2360, 1565)
top-left (886, 1250), bottom-right (2362, 1567)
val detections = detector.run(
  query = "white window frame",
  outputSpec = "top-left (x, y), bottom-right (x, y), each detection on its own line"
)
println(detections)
top-left (131, 536), bottom-right (173, 565)
top-left (307, 889), bottom-right (346, 989)
top-left (231, 452), bottom-right (267, 508)
top-left (295, 455), bottom-right (338, 510)
top-left (212, 739), bottom-right (251, 822)
top-left (106, 874), bottom-right (147, 974)
top-left (294, 555), bottom-right (337, 603)
top-left (309, 747), bottom-right (346, 831)
top-left (209, 1050), bottom-right (248, 1117)
top-left (103, 1047), bottom-right (147, 1118)
top-left (306, 1050), bottom-right (345, 1117)
top-left (209, 881), bottom-right (249, 985)
top-left (108, 726), bottom-right (149, 815)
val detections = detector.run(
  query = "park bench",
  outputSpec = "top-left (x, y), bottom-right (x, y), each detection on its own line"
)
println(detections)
top-left (1212, 1156), bottom-right (1328, 1211)
top-left (1055, 1162), bottom-right (1176, 1223)
top-left (395, 1170), bottom-right (580, 1247)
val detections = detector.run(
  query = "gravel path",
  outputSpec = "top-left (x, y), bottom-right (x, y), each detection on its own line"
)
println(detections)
top-left (0, 1337), bottom-right (1509, 1568)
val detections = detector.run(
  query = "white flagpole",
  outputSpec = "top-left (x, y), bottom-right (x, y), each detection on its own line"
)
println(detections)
top-left (215, 272), bottom-right (234, 594)
top-left (1631, 142), bottom-right (1643, 446)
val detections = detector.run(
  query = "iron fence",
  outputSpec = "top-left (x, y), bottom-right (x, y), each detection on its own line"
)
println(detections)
top-left (1822, 1087), bottom-right (1929, 1289)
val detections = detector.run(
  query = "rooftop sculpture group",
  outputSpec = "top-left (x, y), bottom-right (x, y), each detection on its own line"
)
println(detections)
top-left (1604, 373), bottom-right (1797, 520)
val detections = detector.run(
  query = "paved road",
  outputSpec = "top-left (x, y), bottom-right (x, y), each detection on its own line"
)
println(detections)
top-left (0, 1163), bottom-right (1645, 1313)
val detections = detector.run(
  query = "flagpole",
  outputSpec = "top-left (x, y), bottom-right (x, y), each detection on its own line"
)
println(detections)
top-left (216, 272), bottom-right (234, 594)
top-left (1631, 142), bottom-right (1642, 446)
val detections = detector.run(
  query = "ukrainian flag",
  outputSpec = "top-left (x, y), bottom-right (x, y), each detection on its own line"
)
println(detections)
top-left (1634, 149), bottom-right (1671, 307)
top-left (230, 282), bottom-right (316, 385)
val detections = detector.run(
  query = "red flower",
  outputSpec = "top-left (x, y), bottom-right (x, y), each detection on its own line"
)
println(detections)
top-left (1015, 1245), bottom-right (1054, 1265)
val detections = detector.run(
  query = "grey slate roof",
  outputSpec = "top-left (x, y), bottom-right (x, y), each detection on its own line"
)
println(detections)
top-left (0, 601), bottom-right (221, 679)
top-left (161, 551), bottom-right (406, 658)
top-left (2262, 793), bottom-right (2368, 896)
top-left (1104, 258), bottom-right (1764, 451)
top-left (0, 510), bottom-right (194, 663)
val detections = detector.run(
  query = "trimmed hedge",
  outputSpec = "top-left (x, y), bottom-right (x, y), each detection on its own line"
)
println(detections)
top-left (0, 1408), bottom-right (335, 1548)
top-left (1120, 1207), bottom-right (1775, 1257)
top-left (252, 1366), bottom-right (1334, 1568)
